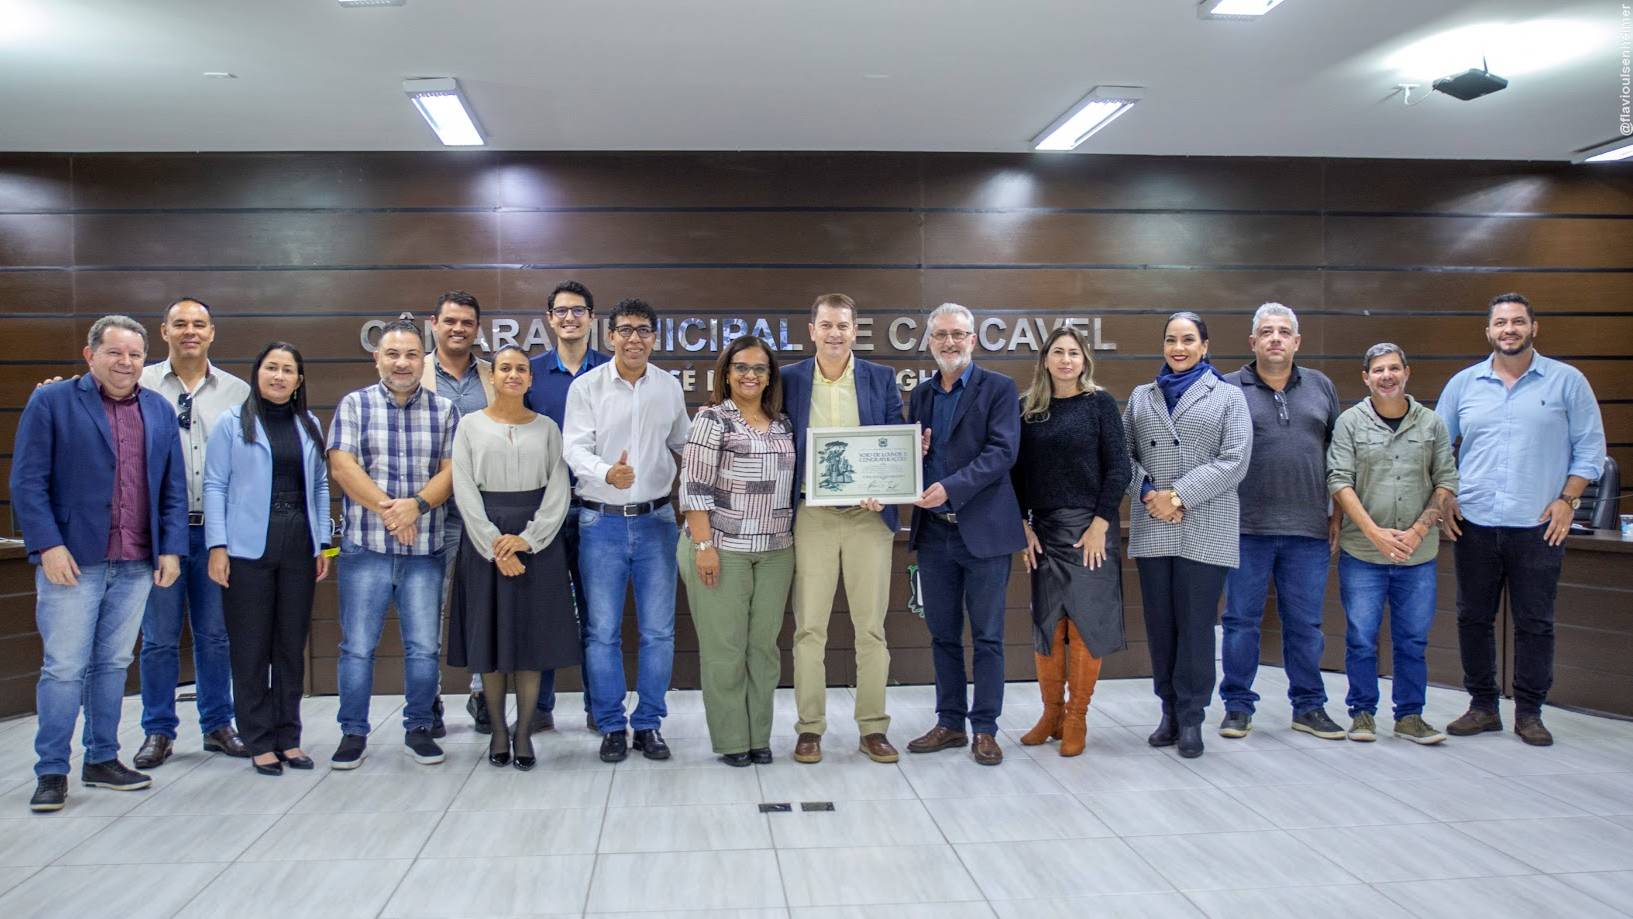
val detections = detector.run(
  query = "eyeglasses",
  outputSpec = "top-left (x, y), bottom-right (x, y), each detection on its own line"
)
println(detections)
top-left (548, 306), bottom-right (590, 319)
top-left (1273, 390), bottom-right (1289, 425)
top-left (612, 325), bottom-right (656, 341)
top-left (729, 363), bottom-right (770, 378)
top-left (176, 392), bottom-right (193, 430)
top-left (929, 330), bottom-right (973, 343)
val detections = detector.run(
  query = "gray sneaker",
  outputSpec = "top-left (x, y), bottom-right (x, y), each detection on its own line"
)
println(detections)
top-left (1219, 711), bottom-right (1252, 738)
top-left (1291, 708), bottom-right (1346, 740)
top-left (1394, 715), bottom-right (1448, 745)
top-left (1346, 712), bottom-right (1377, 742)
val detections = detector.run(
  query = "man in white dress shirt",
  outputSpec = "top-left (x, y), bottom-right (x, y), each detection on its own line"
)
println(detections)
top-left (562, 298), bottom-right (690, 763)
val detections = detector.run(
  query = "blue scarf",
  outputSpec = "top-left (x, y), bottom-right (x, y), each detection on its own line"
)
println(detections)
top-left (1155, 360), bottom-right (1224, 413)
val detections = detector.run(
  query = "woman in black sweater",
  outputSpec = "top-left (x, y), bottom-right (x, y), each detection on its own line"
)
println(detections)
top-left (1012, 327), bottom-right (1132, 756)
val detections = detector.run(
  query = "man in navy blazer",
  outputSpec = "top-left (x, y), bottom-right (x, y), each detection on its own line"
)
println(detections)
top-left (782, 293), bottom-right (906, 765)
top-left (904, 303), bottom-right (1026, 766)
top-left (10, 315), bottom-right (187, 812)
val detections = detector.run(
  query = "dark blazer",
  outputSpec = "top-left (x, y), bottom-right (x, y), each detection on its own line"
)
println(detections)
top-left (783, 356), bottom-right (905, 533)
top-left (10, 375), bottom-right (188, 566)
top-left (907, 363), bottom-right (1027, 559)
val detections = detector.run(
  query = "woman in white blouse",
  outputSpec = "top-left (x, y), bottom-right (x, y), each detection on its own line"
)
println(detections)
top-left (448, 346), bottom-right (578, 771)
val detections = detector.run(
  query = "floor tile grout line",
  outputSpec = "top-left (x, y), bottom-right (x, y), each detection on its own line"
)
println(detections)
top-left (371, 742), bottom-right (485, 919)
top-left (575, 755), bottom-right (617, 916)
top-left (756, 755), bottom-right (794, 913)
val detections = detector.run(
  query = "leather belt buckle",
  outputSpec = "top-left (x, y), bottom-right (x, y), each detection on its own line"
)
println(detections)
top-left (933, 511), bottom-right (958, 525)
top-left (187, 511), bottom-right (205, 527)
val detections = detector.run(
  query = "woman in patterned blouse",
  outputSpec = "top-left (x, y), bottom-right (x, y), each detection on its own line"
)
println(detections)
top-left (679, 335), bottom-right (797, 767)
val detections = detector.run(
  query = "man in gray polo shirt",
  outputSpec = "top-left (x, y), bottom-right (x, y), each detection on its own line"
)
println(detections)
top-left (1219, 303), bottom-right (1345, 740)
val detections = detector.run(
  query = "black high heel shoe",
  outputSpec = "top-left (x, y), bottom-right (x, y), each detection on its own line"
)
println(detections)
top-left (275, 750), bottom-right (315, 770)
top-left (512, 735), bottom-right (535, 771)
top-left (253, 756), bottom-right (283, 777)
top-left (488, 732), bottom-right (512, 767)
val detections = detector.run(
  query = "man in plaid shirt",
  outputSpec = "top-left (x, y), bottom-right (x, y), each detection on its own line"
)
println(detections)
top-left (326, 319), bottom-right (458, 770)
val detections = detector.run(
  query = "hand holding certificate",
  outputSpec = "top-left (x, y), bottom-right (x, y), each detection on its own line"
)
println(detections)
top-left (804, 423), bottom-right (923, 507)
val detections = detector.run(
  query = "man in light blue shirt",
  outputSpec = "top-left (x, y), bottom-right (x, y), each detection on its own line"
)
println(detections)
top-left (1436, 292), bottom-right (1606, 747)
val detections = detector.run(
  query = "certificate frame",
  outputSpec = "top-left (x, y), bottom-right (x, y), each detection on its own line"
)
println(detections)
top-left (804, 423), bottom-right (923, 507)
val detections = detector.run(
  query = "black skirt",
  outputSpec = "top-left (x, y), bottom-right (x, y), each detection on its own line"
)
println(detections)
top-left (1030, 506), bottom-right (1127, 659)
top-left (447, 489), bottom-right (580, 673)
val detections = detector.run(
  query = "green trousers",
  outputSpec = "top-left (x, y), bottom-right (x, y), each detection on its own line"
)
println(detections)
top-left (678, 536), bottom-right (794, 754)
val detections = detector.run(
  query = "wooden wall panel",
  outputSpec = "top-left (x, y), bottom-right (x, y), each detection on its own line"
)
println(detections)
top-left (1, 151), bottom-right (1629, 719)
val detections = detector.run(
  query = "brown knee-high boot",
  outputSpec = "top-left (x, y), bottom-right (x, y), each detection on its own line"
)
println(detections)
top-left (1021, 620), bottom-right (1069, 745)
top-left (1059, 620), bottom-right (1103, 757)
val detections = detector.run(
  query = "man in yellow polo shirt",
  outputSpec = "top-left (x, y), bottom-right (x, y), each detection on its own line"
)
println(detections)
top-left (782, 293), bottom-right (906, 764)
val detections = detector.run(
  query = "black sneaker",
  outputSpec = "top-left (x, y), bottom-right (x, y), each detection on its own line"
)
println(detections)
top-left (431, 697), bottom-right (447, 739)
top-left (1291, 708), bottom-right (1347, 740)
top-left (600, 731), bottom-right (629, 763)
top-left (632, 728), bottom-right (671, 761)
top-left (467, 691), bottom-right (492, 736)
top-left (1219, 711), bottom-right (1253, 738)
top-left (29, 774), bottom-right (67, 812)
top-left (81, 759), bottom-right (151, 791)
top-left (405, 728), bottom-right (445, 765)
top-left (330, 734), bottom-right (368, 770)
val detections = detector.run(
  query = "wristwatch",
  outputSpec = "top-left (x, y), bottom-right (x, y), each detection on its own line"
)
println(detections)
top-left (1559, 494), bottom-right (1581, 511)
top-left (1169, 491), bottom-right (1184, 509)
top-left (693, 539), bottom-right (714, 552)
top-left (413, 494), bottom-right (431, 515)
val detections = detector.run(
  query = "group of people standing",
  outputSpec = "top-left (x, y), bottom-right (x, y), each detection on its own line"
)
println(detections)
top-left (10, 283), bottom-right (1606, 813)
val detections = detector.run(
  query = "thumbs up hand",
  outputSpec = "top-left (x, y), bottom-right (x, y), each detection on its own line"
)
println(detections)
top-left (606, 449), bottom-right (636, 490)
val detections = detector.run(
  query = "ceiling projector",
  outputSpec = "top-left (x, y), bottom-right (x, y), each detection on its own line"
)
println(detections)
top-left (1432, 66), bottom-right (1509, 101)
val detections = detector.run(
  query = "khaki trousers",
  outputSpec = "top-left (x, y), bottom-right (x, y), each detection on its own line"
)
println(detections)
top-left (791, 502), bottom-right (894, 735)
top-left (679, 537), bottom-right (794, 754)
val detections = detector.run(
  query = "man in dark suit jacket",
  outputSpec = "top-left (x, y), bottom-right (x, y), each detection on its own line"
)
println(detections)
top-left (904, 303), bottom-right (1026, 766)
top-left (10, 315), bottom-right (187, 812)
top-left (783, 293), bottom-right (906, 765)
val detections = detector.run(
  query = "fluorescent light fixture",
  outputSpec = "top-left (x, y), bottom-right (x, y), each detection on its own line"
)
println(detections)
top-left (1574, 137), bottom-right (1633, 164)
top-left (403, 78), bottom-right (484, 146)
top-left (1198, 0), bottom-right (1287, 19)
top-left (1032, 86), bottom-right (1143, 152)
top-left (339, 1), bottom-right (405, 7)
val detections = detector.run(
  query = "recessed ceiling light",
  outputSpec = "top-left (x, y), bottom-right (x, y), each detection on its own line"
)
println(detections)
top-left (1032, 86), bottom-right (1143, 152)
top-left (202, 72), bottom-right (236, 79)
top-left (339, 0), bottom-right (405, 6)
top-left (1575, 137), bottom-right (1633, 164)
top-left (1198, 0), bottom-right (1287, 20)
top-left (403, 78), bottom-right (484, 146)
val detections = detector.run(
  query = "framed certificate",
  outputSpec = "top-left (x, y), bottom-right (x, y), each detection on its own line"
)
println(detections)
top-left (804, 423), bottom-right (923, 506)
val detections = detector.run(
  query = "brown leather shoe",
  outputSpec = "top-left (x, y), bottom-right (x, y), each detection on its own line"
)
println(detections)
top-left (1446, 708), bottom-right (1503, 736)
top-left (203, 727), bottom-right (249, 758)
top-left (971, 732), bottom-right (1003, 766)
top-left (906, 725), bottom-right (968, 754)
top-left (858, 733), bottom-right (900, 763)
top-left (1515, 713), bottom-right (1554, 747)
top-left (793, 732), bottom-right (822, 764)
top-left (132, 734), bottom-right (173, 769)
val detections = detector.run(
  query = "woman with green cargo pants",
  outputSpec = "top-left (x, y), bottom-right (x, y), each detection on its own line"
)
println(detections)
top-left (679, 336), bottom-right (797, 766)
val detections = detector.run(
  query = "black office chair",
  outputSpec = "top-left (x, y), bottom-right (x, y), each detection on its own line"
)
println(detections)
top-left (1574, 457), bottom-right (1621, 531)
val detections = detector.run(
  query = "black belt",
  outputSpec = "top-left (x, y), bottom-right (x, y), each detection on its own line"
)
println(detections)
top-left (270, 495), bottom-right (306, 515)
top-left (187, 512), bottom-right (205, 527)
top-left (930, 511), bottom-right (958, 525)
top-left (580, 498), bottom-right (663, 517)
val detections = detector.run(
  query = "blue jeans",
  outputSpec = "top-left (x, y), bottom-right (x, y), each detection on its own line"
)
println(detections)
top-left (578, 505), bottom-right (678, 733)
top-left (1340, 552), bottom-right (1437, 719)
top-left (1221, 534), bottom-right (1331, 716)
top-left (140, 524), bottom-right (234, 737)
top-left (336, 542), bottom-right (445, 737)
top-left (34, 560), bottom-right (153, 776)
top-left (916, 517), bottom-right (1011, 736)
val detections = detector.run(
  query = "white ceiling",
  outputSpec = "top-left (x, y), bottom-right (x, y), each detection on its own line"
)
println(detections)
top-left (0, 0), bottom-right (1615, 159)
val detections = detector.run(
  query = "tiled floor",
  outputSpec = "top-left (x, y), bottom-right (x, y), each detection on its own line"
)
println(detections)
top-left (2, 666), bottom-right (1632, 918)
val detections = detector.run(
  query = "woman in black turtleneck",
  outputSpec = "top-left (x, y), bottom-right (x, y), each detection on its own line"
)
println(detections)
top-left (205, 342), bottom-right (331, 776)
top-left (1012, 328), bottom-right (1131, 758)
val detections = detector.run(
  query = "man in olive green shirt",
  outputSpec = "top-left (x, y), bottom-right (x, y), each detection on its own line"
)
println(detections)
top-left (1327, 343), bottom-right (1458, 745)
